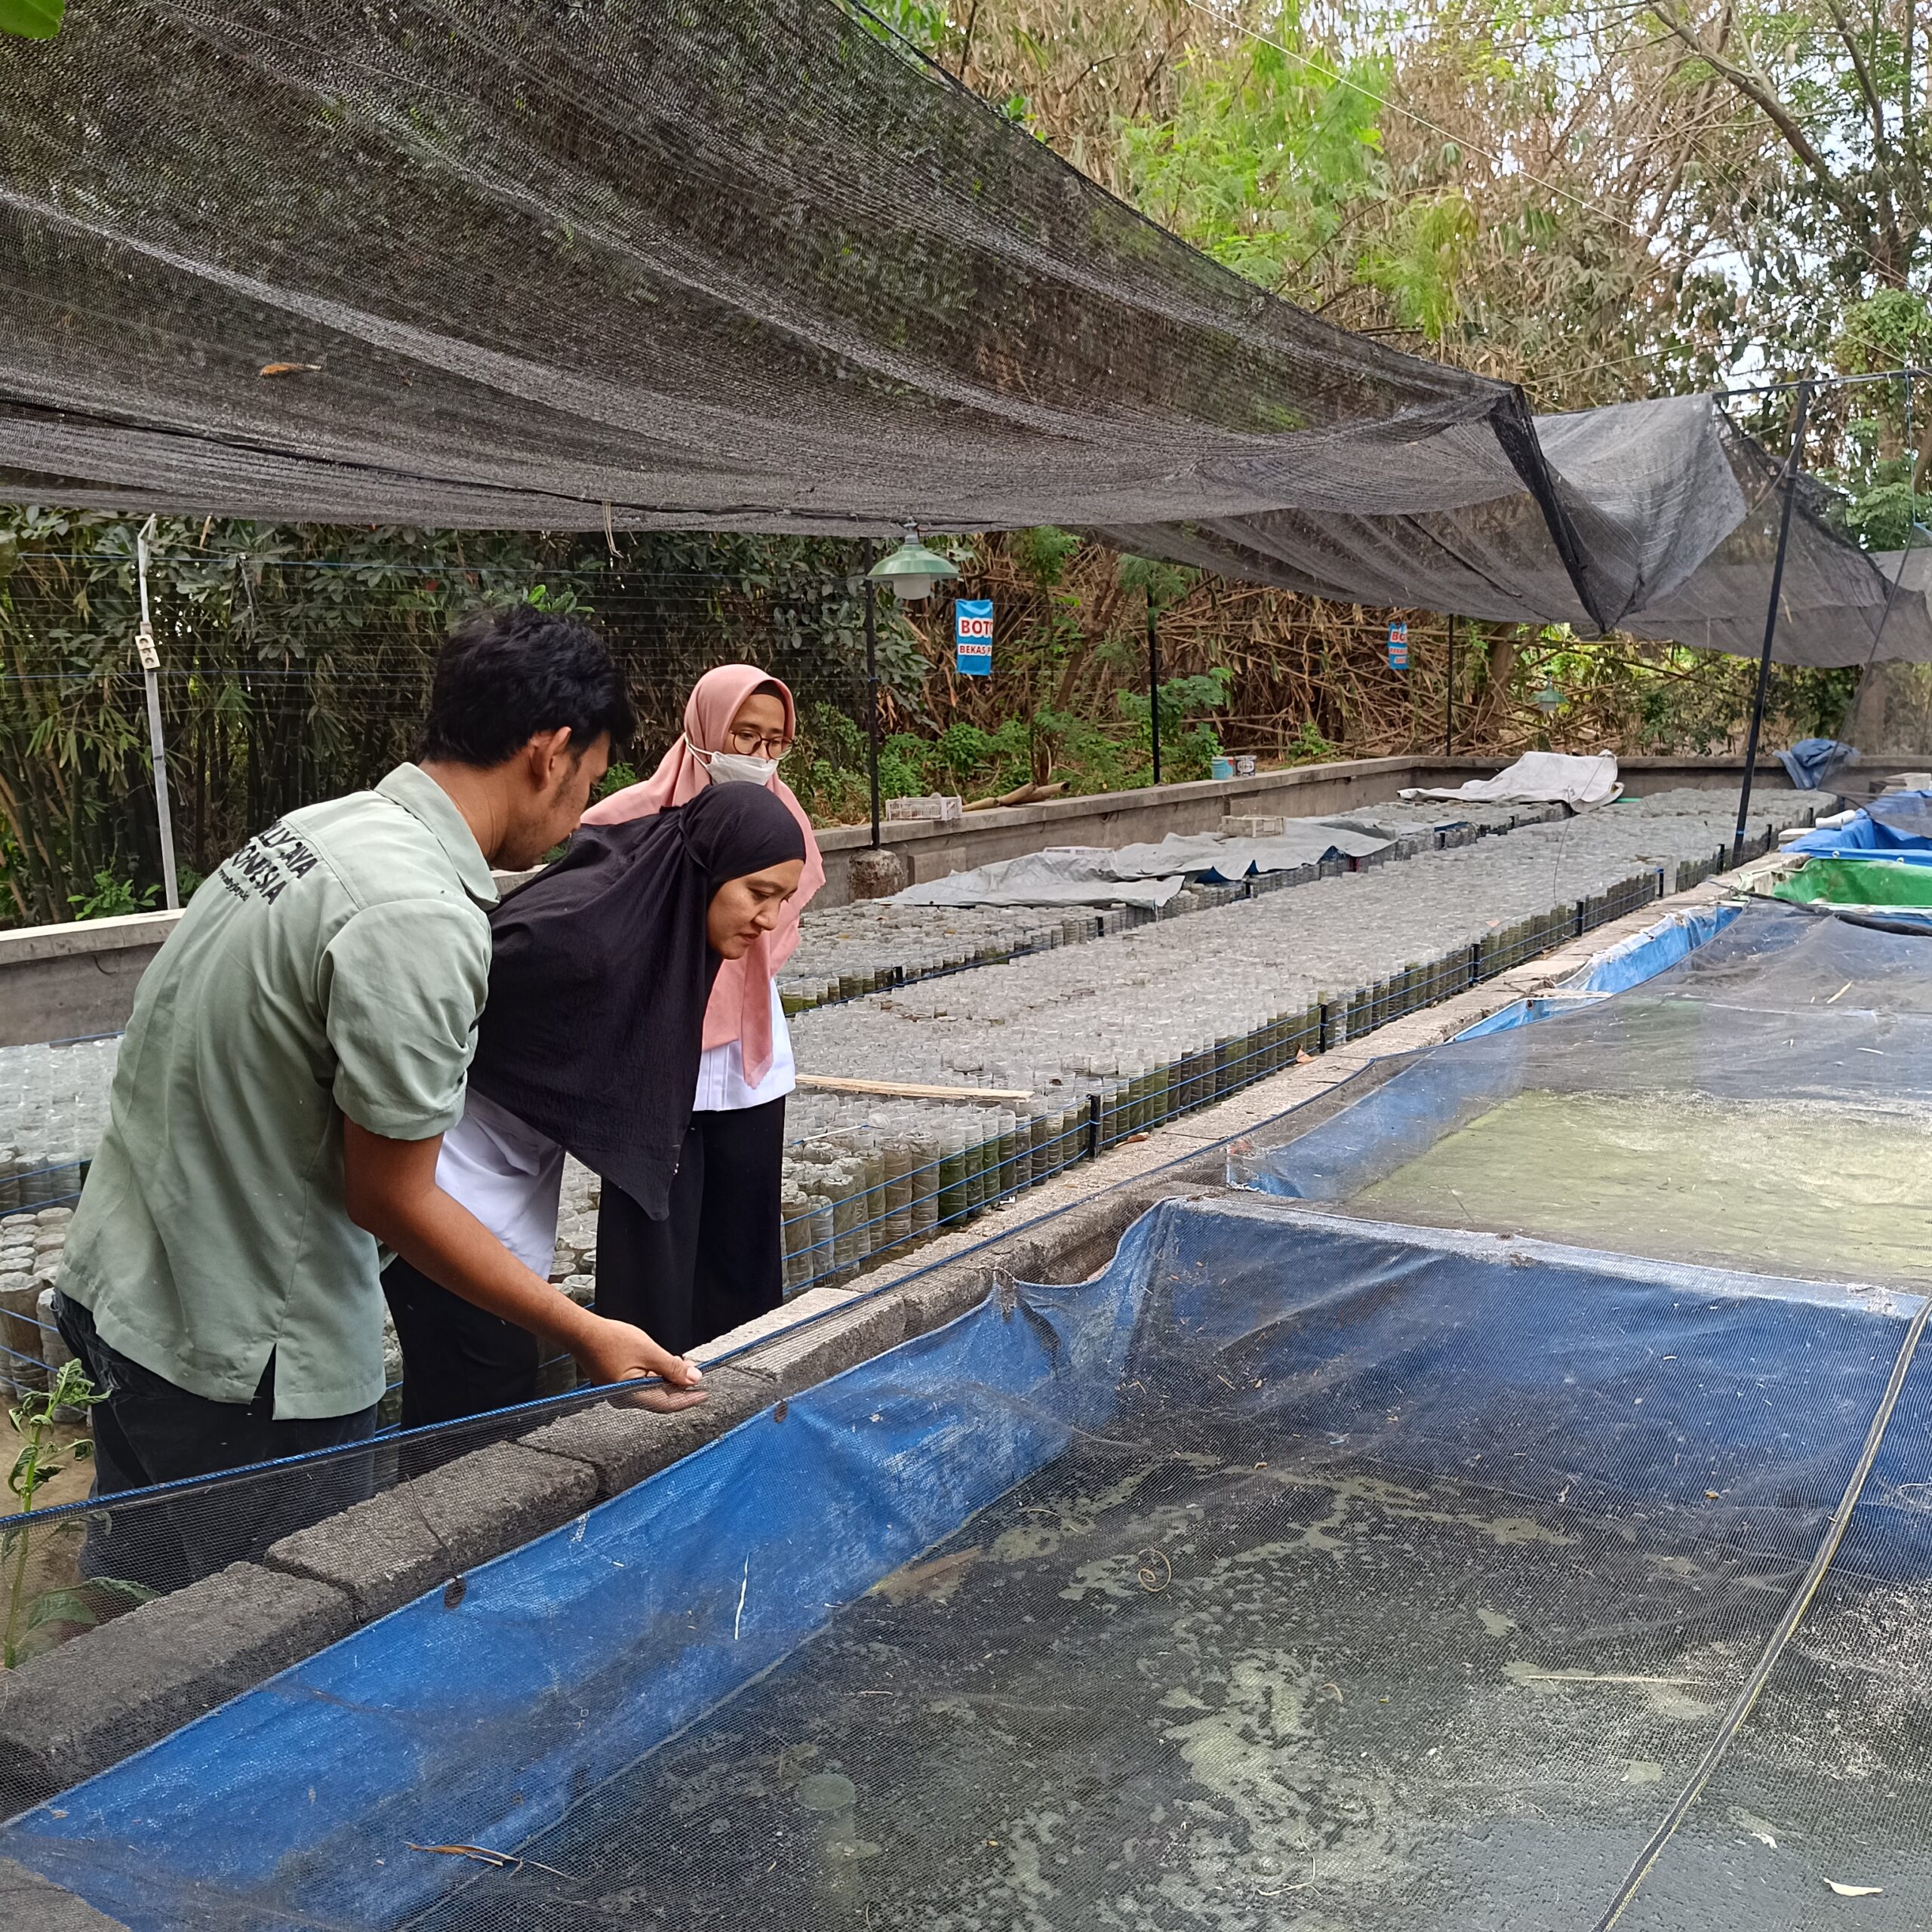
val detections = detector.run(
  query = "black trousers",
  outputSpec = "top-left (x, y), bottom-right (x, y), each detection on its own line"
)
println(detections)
top-left (596, 1098), bottom-right (787, 1355)
top-left (54, 1293), bottom-right (378, 1595)
top-left (382, 1255), bottom-right (541, 1430)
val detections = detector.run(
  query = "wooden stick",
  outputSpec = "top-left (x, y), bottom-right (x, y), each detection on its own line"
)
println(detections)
top-left (797, 1074), bottom-right (1033, 1101)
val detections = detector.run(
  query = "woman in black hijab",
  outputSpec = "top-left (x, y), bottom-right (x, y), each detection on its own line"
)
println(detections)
top-left (383, 783), bottom-right (808, 1428)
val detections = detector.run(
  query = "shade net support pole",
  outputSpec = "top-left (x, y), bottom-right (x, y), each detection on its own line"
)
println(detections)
top-left (863, 543), bottom-right (881, 851)
top-left (1733, 381), bottom-right (1813, 866)
top-left (1147, 590), bottom-right (1161, 787)
top-left (134, 515), bottom-right (180, 912)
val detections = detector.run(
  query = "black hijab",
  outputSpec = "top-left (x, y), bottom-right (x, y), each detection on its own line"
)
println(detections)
top-left (467, 783), bottom-right (806, 1219)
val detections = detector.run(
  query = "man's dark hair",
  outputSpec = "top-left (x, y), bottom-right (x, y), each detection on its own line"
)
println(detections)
top-left (420, 603), bottom-right (635, 767)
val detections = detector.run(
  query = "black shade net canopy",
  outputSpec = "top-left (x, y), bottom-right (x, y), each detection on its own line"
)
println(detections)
top-left (2, 0), bottom-right (1924, 666)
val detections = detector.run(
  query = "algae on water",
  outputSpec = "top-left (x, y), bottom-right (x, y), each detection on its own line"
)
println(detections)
top-left (1351, 1090), bottom-right (1932, 1285)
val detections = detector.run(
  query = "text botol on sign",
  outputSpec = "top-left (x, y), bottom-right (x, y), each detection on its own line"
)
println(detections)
top-left (955, 598), bottom-right (993, 676)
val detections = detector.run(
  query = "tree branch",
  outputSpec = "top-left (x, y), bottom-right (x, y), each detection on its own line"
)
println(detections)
top-left (1642, 0), bottom-right (1866, 232)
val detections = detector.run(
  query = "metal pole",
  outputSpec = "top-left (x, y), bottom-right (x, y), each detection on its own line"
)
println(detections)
top-left (1146, 589), bottom-right (1162, 786)
top-left (862, 542), bottom-right (881, 849)
top-left (1444, 614), bottom-right (1456, 755)
top-left (134, 518), bottom-right (180, 911)
top-left (1732, 380), bottom-right (1813, 867)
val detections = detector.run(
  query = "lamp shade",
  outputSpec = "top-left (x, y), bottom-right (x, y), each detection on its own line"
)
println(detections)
top-left (868, 527), bottom-right (958, 602)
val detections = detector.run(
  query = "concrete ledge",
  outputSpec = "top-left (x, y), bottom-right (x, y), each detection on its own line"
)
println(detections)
top-left (0, 1856), bottom-right (131, 1928)
top-left (891, 1254), bottom-right (1008, 1338)
top-left (263, 1441), bottom-right (597, 1623)
top-left (0, 1561), bottom-right (354, 1814)
top-left (718, 1293), bottom-right (912, 1393)
top-left (517, 1365), bottom-right (776, 1500)
top-left (0, 910), bottom-right (181, 969)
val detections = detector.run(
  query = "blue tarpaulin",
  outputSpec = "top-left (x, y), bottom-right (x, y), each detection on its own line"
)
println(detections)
top-left (1774, 737), bottom-right (1857, 790)
top-left (8, 1181), bottom-right (1932, 1930)
top-left (1785, 789), bottom-right (1932, 862)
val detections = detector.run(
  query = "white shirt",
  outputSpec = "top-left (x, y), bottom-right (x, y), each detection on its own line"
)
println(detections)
top-left (694, 980), bottom-right (796, 1112)
top-left (435, 989), bottom-right (793, 1263)
top-left (434, 1087), bottom-right (565, 1276)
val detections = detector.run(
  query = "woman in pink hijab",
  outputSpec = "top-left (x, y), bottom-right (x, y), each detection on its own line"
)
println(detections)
top-left (579, 664), bottom-right (826, 1350)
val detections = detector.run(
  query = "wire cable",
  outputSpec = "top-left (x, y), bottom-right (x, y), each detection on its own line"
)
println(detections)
top-left (1587, 1294), bottom-right (1932, 1930)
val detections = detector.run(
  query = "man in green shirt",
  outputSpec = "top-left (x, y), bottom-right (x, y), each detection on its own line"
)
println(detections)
top-left (55, 603), bottom-right (703, 1589)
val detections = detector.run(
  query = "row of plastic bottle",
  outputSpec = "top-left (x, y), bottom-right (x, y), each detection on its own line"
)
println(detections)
top-left (0, 1036), bottom-right (118, 1219)
top-left (776, 799), bottom-right (1597, 1016)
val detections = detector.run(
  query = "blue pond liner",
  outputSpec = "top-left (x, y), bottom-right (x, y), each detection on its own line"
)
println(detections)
top-left (6, 1195), bottom-right (1929, 1930)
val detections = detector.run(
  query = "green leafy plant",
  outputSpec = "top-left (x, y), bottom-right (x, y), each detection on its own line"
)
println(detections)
top-left (0, 0), bottom-right (65, 40)
top-left (68, 871), bottom-right (159, 921)
top-left (4, 1361), bottom-right (153, 1668)
top-left (1281, 720), bottom-right (1343, 765)
top-left (1117, 668), bottom-right (1232, 780)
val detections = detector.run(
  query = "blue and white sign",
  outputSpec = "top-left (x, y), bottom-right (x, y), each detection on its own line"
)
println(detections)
top-left (955, 597), bottom-right (994, 676)
top-left (1387, 619), bottom-right (1409, 670)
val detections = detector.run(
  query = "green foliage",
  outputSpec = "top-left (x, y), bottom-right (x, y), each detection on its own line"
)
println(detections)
top-left (1844, 480), bottom-right (1926, 554)
top-left (523, 581), bottom-right (588, 614)
top-left (1837, 291), bottom-right (1932, 375)
top-left (0, 509), bottom-right (900, 926)
top-left (931, 721), bottom-right (998, 781)
top-left (1010, 526), bottom-right (1082, 587)
top-left (1115, 554), bottom-right (1194, 607)
top-left (1117, 668), bottom-right (1232, 779)
top-left (1120, 24), bottom-right (1389, 300)
top-left (68, 871), bottom-right (158, 921)
top-left (1280, 720), bottom-right (1343, 764)
top-left (3, 1360), bottom-right (157, 1669)
top-left (0, 0), bottom-right (64, 38)
top-left (1361, 192), bottom-right (1477, 340)
top-left (847, 0), bottom-right (951, 57)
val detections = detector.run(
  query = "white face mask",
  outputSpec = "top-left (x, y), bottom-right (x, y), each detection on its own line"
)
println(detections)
top-left (691, 739), bottom-right (778, 787)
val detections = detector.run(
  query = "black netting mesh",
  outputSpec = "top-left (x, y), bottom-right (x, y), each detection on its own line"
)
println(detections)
top-left (0, 0), bottom-right (1517, 531)
top-left (3, 2), bottom-right (1926, 660)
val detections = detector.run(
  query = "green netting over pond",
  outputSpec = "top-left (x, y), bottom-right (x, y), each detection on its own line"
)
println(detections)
top-left (7, 1190), bottom-right (1932, 1930)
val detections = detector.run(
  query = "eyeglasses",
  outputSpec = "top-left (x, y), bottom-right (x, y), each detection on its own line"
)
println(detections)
top-left (727, 725), bottom-right (794, 758)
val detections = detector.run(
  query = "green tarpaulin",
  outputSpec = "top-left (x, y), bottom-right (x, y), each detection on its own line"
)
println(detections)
top-left (1770, 855), bottom-right (1932, 907)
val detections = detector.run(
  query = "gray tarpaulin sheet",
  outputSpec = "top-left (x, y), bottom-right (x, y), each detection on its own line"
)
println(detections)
top-left (1109, 824), bottom-right (1389, 874)
top-left (1108, 400), bottom-right (1932, 665)
top-left (891, 856), bottom-right (1189, 912)
top-left (891, 825), bottom-right (1390, 908)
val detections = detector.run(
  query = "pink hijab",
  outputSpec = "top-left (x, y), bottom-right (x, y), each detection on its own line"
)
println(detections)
top-left (581, 664), bottom-right (825, 1084)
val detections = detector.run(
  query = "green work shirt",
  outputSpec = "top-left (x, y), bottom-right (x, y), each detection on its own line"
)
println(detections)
top-left (58, 764), bottom-right (498, 1419)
